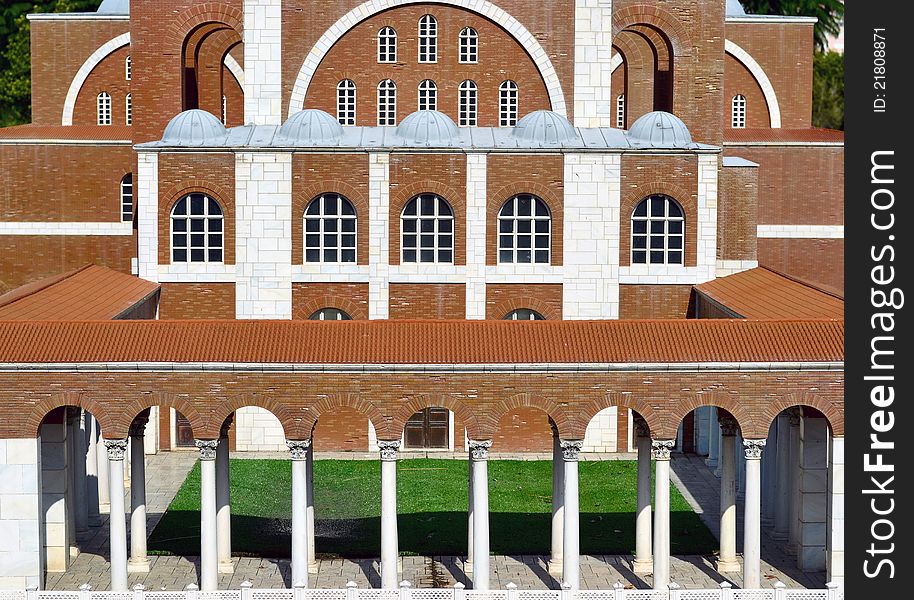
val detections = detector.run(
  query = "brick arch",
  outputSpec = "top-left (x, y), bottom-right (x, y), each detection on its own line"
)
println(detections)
top-left (490, 296), bottom-right (561, 322)
top-left (163, 180), bottom-right (233, 210)
top-left (167, 3), bottom-right (243, 51)
top-left (391, 180), bottom-right (466, 216)
top-left (296, 181), bottom-right (369, 221)
top-left (489, 393), bottom-right (571, 440)
top-left (612, 5), bottom-right (692, 58)
top-left (489, 181), bottom-right (564, 267)
top-left (297, 295), bottom-right (368, 321)
top-left (199, 393), bottom-right (298, 440)
top-left (27, 392), bottom-right (113, 438)
top-left (574, 393), bottom-right (659, 441)
top-left (112, 391), bottom-right (205, 440)
top-left (299, 392), bottom-right (391, 441)
top-left (764, 392), bottom-right (844, 437)
top-left (627, 24), bottom-right (672, 70)
top-left (619, 180), bottom-right (698, 268)
top-left (664, 391), bottom-right (757, 441)
top-left (391, 394), bottom-right (482, 441)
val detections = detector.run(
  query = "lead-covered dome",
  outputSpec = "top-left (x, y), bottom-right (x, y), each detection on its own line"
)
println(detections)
top-left (396, 110), bottom-right (460, 145)
top-left (512, 110), bottom-right (577, 144)
top-left (162, 110), bottom-right (226, 146)
top-left (628, 111), bottom-right (693, 148)
top-left (97, 0), bottom-right (129, 14)
top-left (278, 109), bottom-right (344, 144)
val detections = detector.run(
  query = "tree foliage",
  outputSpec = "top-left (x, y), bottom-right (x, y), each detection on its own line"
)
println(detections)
top-left (812, 50), bottom-right (844, 130)
top-left (739, 1), bottom-right (844, 50)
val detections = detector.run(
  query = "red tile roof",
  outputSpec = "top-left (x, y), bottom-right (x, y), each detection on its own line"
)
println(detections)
top-left (0, 124), bottom-right (132, 141)
top-left (724, 128), bottom-right (844, 144)
top-left (0, 319), bottom-right (844, 364)
top-left (694, 268), bottom-right (844, 320)
top-left (0, 265), bottom-right (160, 321)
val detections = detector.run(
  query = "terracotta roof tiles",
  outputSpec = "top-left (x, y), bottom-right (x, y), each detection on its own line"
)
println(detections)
top-left (724, 128), bottom-right (844, 144)
top-left (0, 124), bottom-right (132, 141)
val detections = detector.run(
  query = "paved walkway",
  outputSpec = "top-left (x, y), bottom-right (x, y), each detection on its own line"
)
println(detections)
top-left (45, 451), bottom-right (826, 591)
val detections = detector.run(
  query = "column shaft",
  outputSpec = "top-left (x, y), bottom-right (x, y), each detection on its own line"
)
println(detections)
top-left (718, 432), bottom-right (740, 573)
top-left (198, 441), bottom-right (219, 591)
top-left (128, 432), bottom-right (149, 572)
top-left (549, 432), bottom-right (564, 575)
top-left (467, 450), bottom-right (474, 572)
top-left (470, 442), bottom-right (491, 590)
top-left (74, 411), bottom-right (89, 535)
top-left (86, 415), bottom-right (101, 526)
top-left (289, 441), bottom-right (310, 587)
top-left (651, 440), bottom-right (674, 590)
top-left (97, 435), bottom-right (110, 512)
top-left (216, 436), bottom-right (233, 573)
top-left (787, 412), bottom-right (802, 555)
top-left (380, 441), bottom-right (400, 589)
top-left (307, 442), bottom-right (316, 573)
top-left (743, 440), bottom-right (765, 589)
top-left (561, 441), bottom-right (582, 591)
top-left (633, 433), bottom-right (652, 574)
top-left (773, 414), bottom-right (791, 540)
top-left (106, 440), bottom-right (129, 591)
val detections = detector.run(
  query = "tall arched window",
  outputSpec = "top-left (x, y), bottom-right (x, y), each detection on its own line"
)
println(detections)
top-left (378, 79), bottom-right (397, 126)
top-left (458, 80), bottom-right (478, 127)
top-left (125, 93), bottom-right (132, 126)
top-left (304, 194), bottom-right (357, 264)
top-left (498, 194), bottom-right (551, 264)
top-left (418, 79), bottom-right (438, 112)
top-left (378, 27), bottom-right (398, 63)
top-left (631, 194), bottom-right (684, 265)
top-left (171, 193), bottom-right (224, 263)
top-left (401, 194), bottom-right (453, 263)
top-left (731, 94), bottom-right (747, 128)
top-left (120, 174), bottom-right (133, 223)
top-left (97, 92), bottom-right (112, 126)
top-left (499, 80), bottom-right (518, 127)
top-left (222, 95), bottom-right (227, 125)
top-left (337, 80), bottom-right (357, 125)
top-left (418, 15), bottom-right (438, 63)
top-left (504, 309), bottom-right (545, 321)
top-left (125, 55), bottom-right (131, 81)
top-left (459, 27), bottom-right (478, 63)
top-left (616, 94), bottom-right (625, 128)
top-left (310, 308), bottom-right (352, 321)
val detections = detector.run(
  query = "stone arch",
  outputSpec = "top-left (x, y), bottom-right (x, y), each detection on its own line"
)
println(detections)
top-left (224, 53), bottom-right (244, 87)
top-left (297, 295), bottom-right (368, 321)
top-left (200, 393), bottom-right (297, 440)
top-left (764, 392), bottom-right (844, 437)
top-left (490, 296), bottom-right (561, 322)
top-left (288, 0), bottom-right (567, 118)
top-left (27, 392), bottom-right (113, 438)
top-left (113, 391), bottom-right (205, 440)
top-left (575, 393), bottom-right (659, 441)
top-left (725, 39), bottom-right (782, 128)
top-left (664, 391), bottom-right (757, 441)
top-left (392, 394), bottom-right (482, 441)
top-left (489, 393), bottom-right (571, 440)
top-left (299, 392), bottom-right (390, 441)
top-left (61, 33), bottom-right (131, 125)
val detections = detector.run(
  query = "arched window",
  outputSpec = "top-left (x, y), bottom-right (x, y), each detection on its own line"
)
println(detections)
top-left (418, 15), bottom-right (438, 63)
top-left (337, 80), bottom-right (357, 125)
top-left (171, 193), bottom-right (224, 263)
top-left (401, 194), bottom-right (454, 264)
top-left (97, 92), bottom-right (111, 126)
top-left (125, 55), bottom-right (131, 81)
top-left (631, 194), bottom-right (684, 265)
top-left (731, 94), bottom-right (747, 128)
top-left (418, 79), bottom-right (437, 112)
top-left (458, 80), bottom-right (478, 127)
top-left (378, 79), bottom-right (397, 126)
top-left (498, 194), bottom-right (551, 264)
top-left (504, 309), bottom-right (545, 321)
top-left (120, 173), bottom-right (133, 223)
top-left (459, 27), bottom-right (478, 63)
top-left (125, 93), bottom-right (132, 126)
top-left (616, 94), bottom-right (625, 128)
top-left (378, 27), bottom-right (398, 63)
top-left (304, 194), bottom-right (357, 264)
top-left (309, 308), bottom-right (352, 321)
top-left (499, 80), bottom-right (518, 127)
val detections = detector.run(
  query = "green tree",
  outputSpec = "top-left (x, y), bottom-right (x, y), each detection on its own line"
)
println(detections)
top-left (812, 50), bottom-right (844, 130)
top-left (739, 0), bottom-right (844, 50)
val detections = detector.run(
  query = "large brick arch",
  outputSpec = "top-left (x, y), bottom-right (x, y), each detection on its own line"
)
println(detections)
top-left (490, 296), bottom-right (561, 322)
top-left (612, 5), bottom-right (692, 58)
top-left (200, 393), bottom-right (299, 440)
top-left (489, 393), bottom-right (571, 440)
top-left (296, 295), bottom-right (369, 321)
top-left (62, 33), bottom-right (131, 126)
top-left (575, 393), bottom-right (659, 440)
top-left (299, 392), bottom-right (390, 441)
top-left (664, 391), bottom-right (757, 440)
top-left (392, 394), bottom-right (482, 441)
top-left (167, 2), bottom-right (243, 52)
top-left (27, 392), bottom-right (113, 438)
top-left (764, 392), bottom-right (844, 437)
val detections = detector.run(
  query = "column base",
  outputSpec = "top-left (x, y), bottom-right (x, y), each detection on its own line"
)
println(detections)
top-left (547, 559), bottom-right (562, 577)
top-left (308, 560), bottom-right (319, 574)
top-left (128, 558), bottom-right (150, 573)
top-left (716, 558), bottom-right (741, 574)
top-left (632, 558), bottom-right (653, 575)
top-left (218, 559), bottom-right (234, 574)
top-left (464, 560), bottom-right (473, 575)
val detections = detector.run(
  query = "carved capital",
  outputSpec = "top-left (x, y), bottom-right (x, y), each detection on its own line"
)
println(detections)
top-left (633, 418), bottom-right (651, 439)
top-left (719, 416), bottom-right (740, 437)
top-left (195, 439), bottom-right (219, 461)
top-left (560, 440), bottom-right (584, 461)
top-left (128, 416), bottom-right (149, 438)
top-left (378, 440), bottom-right (400, 462)
top-left (787, 407), bottom-right (802, 427)
top-left (286, 439), bottom-right (311, 461)
top-left (469, 440), bottom-right (492, 461)
top-left (743, 439), bottom-right (766, 460)
top-left (104, 439), bottom-right (128, 461)
top-left (651, 439), bottom-right (676, 461)
top-left (220, 415), bottom-right (234, 439)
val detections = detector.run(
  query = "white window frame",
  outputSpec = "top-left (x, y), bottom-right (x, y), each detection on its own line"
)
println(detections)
top-left (732, 94), bottom-right (747, 128)
top-left (337, 80), bottom-right (357, 125)
top-left (304, 194), bottom-right (358, 264)
top-left (378, 26), bottom-right (398, 63)
top-left (377, 79), bottom-right (397, 126)
top-left (418, 79), bottom-right (437, 112)
top-left (170, 193), bottom-right (224, 264)
top-left (499, 80), bottom-right (518, 127)
top-left (125, 55), bottom-right (131, 81)
top-left (459, 27), bottom-right (478, 64)
top-left (125, 93), bottom-right (132, 126)
top-left (497, 194), bottom-right (552, 264)
top-left (631, 194), bottom-right (685, 266)
top-left (120, 173), bottom-right (133, 223)
top-left (418, 15), bottom-right (438, 63)
top-left (401, 194), bottom-right (454, 264)
top-left (97, 92), bottom-right (112, 126)
top-left (458, 80), bottom-right (478, 127)
top-left (616, 94), bottom-right (625, 129)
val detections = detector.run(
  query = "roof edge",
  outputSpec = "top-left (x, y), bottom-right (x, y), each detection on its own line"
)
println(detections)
top-left (0, 265), bottom-right (92, 309)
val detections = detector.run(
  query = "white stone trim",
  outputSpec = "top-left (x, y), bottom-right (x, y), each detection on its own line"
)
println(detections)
top-left (244, 0), bottom-right (283, 126)
top-left (757, 225), bottom-right (844, 239)
top-left (136, 152), bottom-right (159, 283)
top-left (27, 14), bottom-right (129, 21)
top-left (697, 154), bottom-right (719, 277)
top-left (716, 259), bottom-right (759, 277)
top-left (726, 16), bottom-right (818, 24)
top-left (573, 0), bottom-right (614, 127)
top-left (618, 265), bottom-right (716, 285)
top-left (465, 153), bottom-right (487, 319)
top-left (0, 139), bottom-right (131, 146)
top-left (288, 0), bottom-right (568, 119)
top-left (724, 141), bottom-right (844, 148)
top-left (368, 153), bottom-right (391, 319)
top-left (61, 33), bottom-right (131, 126)
top-left (0, 438), bottom-right (42, 588)
top-left (156, 264), bottom-right (237, 283)
top-left (0, 222), bottom-right (132, 236)
top-left (224, 54), bottom-right (245, 88)
top-left (485, 264), bottom-right (565, 284)
top-left (293, 265), bottom-right (370, 283)
top-left (609, 52), bottom-right (623, 74)
top-left (724, 39), bottom-right (781, 129)
top-left (388, 265), bottom-right (466, 284)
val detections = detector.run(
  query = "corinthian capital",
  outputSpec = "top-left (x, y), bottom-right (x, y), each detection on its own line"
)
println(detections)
top-left (469, 440), bottom-right (492, 461)
top-left (195, 439), bottom-right (219, 461)
top-left (286, 439), bottom-right (311, 461)
top-left (104, 438), bottom-right (128, 461)
top-left (651, 439), bottom-right (676, 461)
top-left (719, 416), bottom-right (740, 436)
top-left (378, 440), bottom-right (400, 462)
top-left (743, 439), bottom-right (766, 460)
top-left (560, 440), bottom-right (584, 461)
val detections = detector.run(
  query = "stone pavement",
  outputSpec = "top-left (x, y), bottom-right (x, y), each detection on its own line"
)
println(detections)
top-left (45, 451), bottom-right (827, 591)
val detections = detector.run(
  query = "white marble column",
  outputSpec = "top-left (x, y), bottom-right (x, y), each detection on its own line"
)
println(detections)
top-left (86, 415), bottom-right (101, 527)
top-left (632, 421), bottom-right (652, 574)
top-left (786, 409), bottom-right (802, 556)
top-left (773, 414), bottom-right (791, 540)
top-left (761, 423), bottom-right (777, 528)
top-left (549, 428), bottom-right (564, 576)
top-left (707, 408), bottom-right (720, 469)
top-left (98, 434), bottom-right (111, 513)
top-left (307, 441), bottom-right (317, 574)
top-left (105, 439), bottom-right (129, 591)
top-left (469, 440), bottom-right (492, 590)
top-left (74, 411), bottom-right (89, 536)
top-left (717, 418), bottom-right (740, 573)
top-left (743, 439), bottom-right (766, 589)
top-left (561, 440), bottom-right (582, 591)
top-left (128, 418), bottom-right (150, 573)
top-left (216, 422), bottom-right (233, 574)
top-left (466, 448), bottom-right (474, 573)
top-left (197, 440), bottom-right (219, 591)
top-left (379, 441), bottom-right (400, 589)
top-left (288, 440), bottom-right (311, 587)
top-left (651, 440), bottom-right (674, 590)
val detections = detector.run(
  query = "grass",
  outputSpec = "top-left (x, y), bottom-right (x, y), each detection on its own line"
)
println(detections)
top-left (147, 459), bottom-right (716, 558)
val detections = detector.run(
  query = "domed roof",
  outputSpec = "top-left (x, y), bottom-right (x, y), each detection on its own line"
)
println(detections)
top-left (395, 111), bottom-right (459, 145)
top-left (162, 110), bottom-right (227, 146)
top-left (278, 109), bottom-right (344, 144)
top-left (726, 0), bottom-right (746, 16)
top-left (97, 0), bottom-right (130, 14)
top-left (627, 111), bottom-right (694, 148)
top-left (512, 110), bottom-right (577, 144)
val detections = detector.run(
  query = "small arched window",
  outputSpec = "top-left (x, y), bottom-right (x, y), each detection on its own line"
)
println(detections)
top-left (97, 92), bottom-right (112, 126)
top-left (616, 94), bottom-right (625, 129)
top-left (378, 79), bottom-right (397, 126)
top-left (458, 80), bottom-right (478, 127)
top-left (498, 194), bottom-right (551, 264)
top-left (125, 55), bottom-right (131, 81)
top-left (499, 81), bottom-right (518, 127)
top-left (459, 27), bottom-right (478, 63)
top-left (504, 309), bottom-right (545, 321)
top-left (418, 79), bottom-right (437, 112)
top-left (171, 193), bottom-right (224, 263)
top-left (125, 93), bottom-right (132, 126)
top-left (309, 308), bottom-right (352, 321)
top-left (418, 15), bottom-right (438, 63)
top-left (378, 27), bottom-right (398, 63)
top-left (731, 94), bottom-right (747, 128)
top-left (337, 80), bottom-right (357, 125)
top-left (304, 194), bottom-right (357, 264)
top-left (401, 194), bottom-right (454, 264)
top-left (120, 173), bottom-right (133, 223)
top-left (631, 194), bottom-right (684, 265)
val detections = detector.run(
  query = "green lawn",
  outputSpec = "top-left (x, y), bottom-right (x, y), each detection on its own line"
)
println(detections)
top-left (147, 459), bottom-right (716, 558)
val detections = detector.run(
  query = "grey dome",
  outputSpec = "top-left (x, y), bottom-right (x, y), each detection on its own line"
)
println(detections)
top-left (512, 110), bottom-right (577, 144)
top-left (396, 111), bottom-right (459, 145)
top-left (726, 0), bottom-right (746, 16)
top-left (278, 109), bottom-right (343, 143)
top-left (627, 111), bottom-right (693, 148)
top-left (97, 0), bottom-right (129, 14)
top-left (162, 110), bottom-right (227, 146)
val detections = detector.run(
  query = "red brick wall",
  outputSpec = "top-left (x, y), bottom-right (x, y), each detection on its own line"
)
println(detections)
top-left (724, 53), bottom-right (770, 129)
top-left (157, 283), bottom-right (236, 319)
top-left (619, 284), bottom-right (693, 319)
top-left (758, 238), bottom-right (844, 293)
top-left (486, 284), bottom-right (563, 320)
top-left (389, 284), bottom-right (466, 319)
top-left (718, 164), bottom-right (758, 262)
top-left (223, 63), bottom-right (245, 128)
top-left (73, 46), bottom-right (132, 127)
top-left (492, 407), bottom-right (553, 452)
top-left (313, 407), bottom-right (371, 451)
top-left (293, 283), bottom-right (370, 321)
